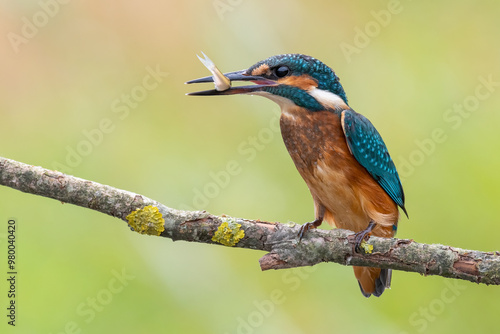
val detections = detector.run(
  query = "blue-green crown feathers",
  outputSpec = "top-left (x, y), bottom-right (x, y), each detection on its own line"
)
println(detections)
top-left (247, 54), bottom-right (348, 105)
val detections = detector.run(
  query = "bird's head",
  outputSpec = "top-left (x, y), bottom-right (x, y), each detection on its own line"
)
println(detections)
top-left (187, 54), bottom-right (348, 112)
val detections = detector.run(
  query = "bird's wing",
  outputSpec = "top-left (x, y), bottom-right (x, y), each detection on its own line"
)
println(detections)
top-left (341, 109), bottom-right (407, 215)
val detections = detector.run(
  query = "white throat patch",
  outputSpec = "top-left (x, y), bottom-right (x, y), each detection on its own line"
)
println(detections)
top-left (308, 88), bottom-right (348, 110)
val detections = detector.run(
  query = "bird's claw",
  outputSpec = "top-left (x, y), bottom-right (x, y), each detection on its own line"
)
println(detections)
top-left (298, 222), bottom-right (314, 242)
top-left (297, 218), bottom-right (323, 242)
top-left (353, 221), bottom-right (376, 253)
top-left (353, 230), bottom-right (370, 253)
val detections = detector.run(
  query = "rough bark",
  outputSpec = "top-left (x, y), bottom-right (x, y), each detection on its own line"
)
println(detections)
top-left (1, 156), bottom-right (499, 285)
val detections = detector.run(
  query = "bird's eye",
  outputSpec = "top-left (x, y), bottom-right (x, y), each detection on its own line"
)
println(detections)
top-left (274, 66), bottom-right (290, 78)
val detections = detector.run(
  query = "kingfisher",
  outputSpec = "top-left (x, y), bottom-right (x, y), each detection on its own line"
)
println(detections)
top-left (186, 54), bottom-right (407, 297)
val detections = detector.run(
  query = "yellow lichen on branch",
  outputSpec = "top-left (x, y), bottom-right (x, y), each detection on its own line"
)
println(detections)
top-left (212, 219), bottom-right (245, 246)
top-left (126, 205), bottom-right (165, 236)
top-left (360, 240), bottom-right (373, 254)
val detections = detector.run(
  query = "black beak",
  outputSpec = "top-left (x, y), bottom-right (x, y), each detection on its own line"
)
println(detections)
top-left (185, 70), bottom-right (276, 96)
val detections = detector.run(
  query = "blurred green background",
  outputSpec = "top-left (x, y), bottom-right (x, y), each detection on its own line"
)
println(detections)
top-left (1, 1), bottom-right (499, 333)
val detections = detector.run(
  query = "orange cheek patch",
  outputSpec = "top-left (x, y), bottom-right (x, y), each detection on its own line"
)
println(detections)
top-left (279, 75), bottom-right (318, 90)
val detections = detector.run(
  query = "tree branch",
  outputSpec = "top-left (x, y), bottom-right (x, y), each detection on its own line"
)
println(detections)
top-left (1, 156), bottom-right (499, 285)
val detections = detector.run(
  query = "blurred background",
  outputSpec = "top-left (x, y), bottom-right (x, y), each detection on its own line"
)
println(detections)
top-left (1, 1), bottom-right (499, 333)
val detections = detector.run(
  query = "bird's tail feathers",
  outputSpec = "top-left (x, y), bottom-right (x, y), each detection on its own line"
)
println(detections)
top-left (354, 266), bottom-right (392, 298)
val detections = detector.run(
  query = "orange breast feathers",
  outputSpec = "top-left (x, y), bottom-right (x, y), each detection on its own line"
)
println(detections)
top-left (279, 107), bottom-right (399, 237)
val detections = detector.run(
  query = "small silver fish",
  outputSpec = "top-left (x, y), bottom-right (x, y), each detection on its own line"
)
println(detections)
top-left (196, 52), bottom-right (231, 91)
